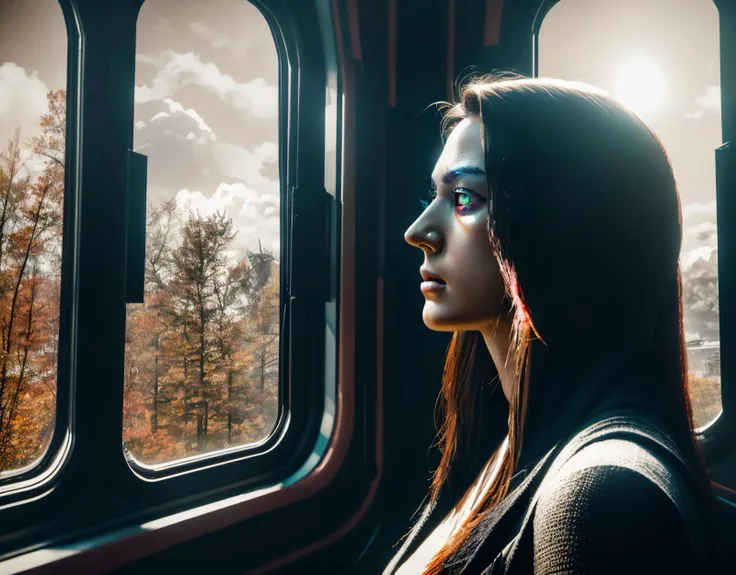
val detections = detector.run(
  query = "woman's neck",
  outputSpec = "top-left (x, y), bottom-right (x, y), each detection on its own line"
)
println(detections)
top-left (480, 317), bottom-right (515, 402)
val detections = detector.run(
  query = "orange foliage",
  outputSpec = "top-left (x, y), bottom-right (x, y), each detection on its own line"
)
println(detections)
top-left (0, 91), bottom-right (64, 471)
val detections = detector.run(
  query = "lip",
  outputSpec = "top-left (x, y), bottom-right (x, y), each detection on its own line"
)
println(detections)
top-left (420, 267), bottom-right (446, 284)
top-left (419, 267), bottom-right (446, 295)
top-left (420, 280), bottom-right (446, 295)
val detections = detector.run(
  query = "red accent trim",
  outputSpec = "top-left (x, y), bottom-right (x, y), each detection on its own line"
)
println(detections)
top-left (1, 4), bottom-right (360, 575)
top-left (484, 0), bottom-right (503, 47)
top-left (447, 0), bottom-right (456, 101)
top-left (713, 481), bottom-right (736, 499)
top-left (388, 0), bottom-right (397, 108)
top-left (249, 10), bottom-right (366, 571)
top-left (251, 280), bottom-right (384, 575)
top-left (347, 0), bottom-right (363, 61)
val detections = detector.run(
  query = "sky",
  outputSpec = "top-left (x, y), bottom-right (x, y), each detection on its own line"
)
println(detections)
top-left (539, 0), bottom-right (722, 347)
top-left (0, 0), bottom-right (280, 258)
top-left (0, 0), bottom-right (722, 349)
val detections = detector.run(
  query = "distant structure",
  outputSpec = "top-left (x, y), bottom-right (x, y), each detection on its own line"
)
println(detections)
top-left (706, 350), bottom-right (721, 378)
top-left (686, 340), bottom-right (721, 379)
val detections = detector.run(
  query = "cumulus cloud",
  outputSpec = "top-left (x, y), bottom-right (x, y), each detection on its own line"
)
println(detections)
top-left (176, 182), bottom-right (280, 254)
top-left (253, 141), bottom-right (278, 164)
top-left (149, 97), bottom-right (216, 142)
top-left (134, 98), bottom-right (279, 207)
top-left (214, 141), bottom-right (279, 193)
top-left (134, 99), bottom-right (221, 196)
top-left (684, 85), bottom-right (721, 119)
top-left (681, 201), bottom-right (718, 256)
top-left (680, 200), bottom-right (720, 340)
top-left (135, 51), bottom-right (277, 120)
top-left (681, 245), bottom-right (719, 342)
top-left (695, 221), bottom-right (717, 243)
top-left (0, 63), bottom-right (49, 147)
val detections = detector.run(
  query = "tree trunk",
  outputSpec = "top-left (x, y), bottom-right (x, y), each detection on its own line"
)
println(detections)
top-left (259, 349), bottom-right (265, 416)
top-left (151, 354), bottom-right (159, 434)
top-left (227, 370), bottom-right (233, 444)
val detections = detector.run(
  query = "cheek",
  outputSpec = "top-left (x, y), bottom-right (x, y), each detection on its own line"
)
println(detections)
top-left (458, 250), bottom-right (506, 314)
top-left (454, 218), bottom-right (501, 297)
top-left (422, 220), bottom-right (508, 330)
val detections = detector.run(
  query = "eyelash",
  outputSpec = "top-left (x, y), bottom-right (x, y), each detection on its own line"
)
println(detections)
top-left (420, 187), bottom-right (486, 214)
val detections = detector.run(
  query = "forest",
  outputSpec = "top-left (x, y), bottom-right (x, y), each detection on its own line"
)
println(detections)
top-left (0, 90), bottom-right (280, 471)
top-left (0, 89), bottom-right (723, 473)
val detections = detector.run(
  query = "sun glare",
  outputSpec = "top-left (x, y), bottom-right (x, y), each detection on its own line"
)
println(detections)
top-left (613, 56), bottom-right (667, 117)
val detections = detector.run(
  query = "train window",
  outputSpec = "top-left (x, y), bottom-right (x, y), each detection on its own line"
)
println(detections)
top-left (0, 0), bottom-right (67, 476)
top-left (125, 0), bottom-right (281, 465)
top-left (538, 0), bottom-right (722, 430)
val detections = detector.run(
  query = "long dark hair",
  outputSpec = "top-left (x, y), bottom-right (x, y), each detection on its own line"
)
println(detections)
top-left (422, 75), bottom-right (709, 574)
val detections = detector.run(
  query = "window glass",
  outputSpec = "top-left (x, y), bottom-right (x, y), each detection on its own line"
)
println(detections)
top-left (0, 0), bottom-right (66, 474)
top-left (539, 0), bottom-right (722, 429)
top-left (125, 0), bottom-right (281, 465)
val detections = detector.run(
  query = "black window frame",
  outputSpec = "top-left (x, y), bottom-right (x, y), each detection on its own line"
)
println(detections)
top-left (530, 0), bottom-right (736, 464)
top-left (0, 0), bottom-right (341, 564)
top-left (0, 0), bottom-right (79, 499)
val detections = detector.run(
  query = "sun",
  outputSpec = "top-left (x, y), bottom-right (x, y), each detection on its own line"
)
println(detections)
top-left (613, 56), bottom-right (667, 117)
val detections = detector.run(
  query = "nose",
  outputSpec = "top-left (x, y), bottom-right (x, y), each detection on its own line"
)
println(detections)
top-left (404, 214), bottom-right (444, 254)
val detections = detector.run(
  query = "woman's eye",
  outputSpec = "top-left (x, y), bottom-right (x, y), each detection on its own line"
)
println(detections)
top-left (454, 188), bottom-right (485, 213)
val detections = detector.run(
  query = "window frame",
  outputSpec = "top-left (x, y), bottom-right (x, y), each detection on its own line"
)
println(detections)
top-left (531, 0), bottom-right (736, 465)
top-left (0, 0), bottom-right (345, 566)
top-left (119, 0), bottom-right (329, 487)
top-left (0, 0), bottom-right (80, 499)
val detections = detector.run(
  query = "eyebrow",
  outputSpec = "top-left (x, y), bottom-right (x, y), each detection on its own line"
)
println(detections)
top-left (431, 165), bottom-right (487, 188)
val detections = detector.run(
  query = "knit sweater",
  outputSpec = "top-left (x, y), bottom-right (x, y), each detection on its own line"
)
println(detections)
top-left (499, 437), bottom-right (699, 574)
top-left (386, 414), bottom-right (708, 575)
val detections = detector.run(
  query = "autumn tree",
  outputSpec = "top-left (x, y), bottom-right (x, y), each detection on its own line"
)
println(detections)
top-left (122, 200), bottom-right (180, 462)
top-left (239, 247), bottom-right (279, 442)
top-left (0, 90), bottom-right (65, 471)
top-left (166, 210), bottom-right (236, 452)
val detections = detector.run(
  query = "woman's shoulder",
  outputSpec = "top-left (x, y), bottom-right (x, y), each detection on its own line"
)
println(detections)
top-left (530, 437), bottom-right (698, 574)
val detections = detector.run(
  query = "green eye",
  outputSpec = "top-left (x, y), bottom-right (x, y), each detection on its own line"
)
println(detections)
top-left (454, 188), bottom-right (485, 213)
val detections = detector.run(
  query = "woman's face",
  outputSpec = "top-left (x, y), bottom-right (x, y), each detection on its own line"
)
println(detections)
top-left (405, 117), bottom-right (508, 332)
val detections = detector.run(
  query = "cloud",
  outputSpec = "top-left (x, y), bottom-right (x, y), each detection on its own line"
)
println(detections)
top-left (133, 98), bottom-right (279, 225)
top-left (694, 221), bottom-right (717, 243)
top-left (682, 201), bottom-right (718, 255)
top-left (0, 63), bottom-right (50, 147)
top-left (683, 110), bottom-right (704, 120)
top-left (176, 182), bottom-right (280, 254)
top-left (680, 200), bottom-right (720, 339)
top-left (134, 51), bottom-right (277, 120)
top-left (253, 141), bottom-right (278, 164)
top-left (189, 22), bottom-right (251, 58)
top-left (684, 85), bottom-right (721, 119)
top-left (682, 245), bottom-right (716, 270)
top-left (214, 141), bottom-right (279, 193)
top-left (682, 244), bottom-right (719, 340)
top-left (682, 200), bottom-right (717, 220)
top-left (18, 147), bottom-right (48, 177)
top-left (134, 99), bottom-right (222, 196)
top-left (150, 98), bottom-right (216, 142)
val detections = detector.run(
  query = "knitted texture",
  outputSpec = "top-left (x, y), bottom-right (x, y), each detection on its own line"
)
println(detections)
top-left (527, 439), bottom-right (694, 574)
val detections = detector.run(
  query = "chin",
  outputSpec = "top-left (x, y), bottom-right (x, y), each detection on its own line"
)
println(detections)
top-left (421, 304), bottom-right (466, 332)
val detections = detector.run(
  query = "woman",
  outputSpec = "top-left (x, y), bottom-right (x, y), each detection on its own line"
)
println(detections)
top-left (387, 76), bottom-right (718, 574)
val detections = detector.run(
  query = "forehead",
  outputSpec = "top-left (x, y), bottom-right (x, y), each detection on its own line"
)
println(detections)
top-left (433, 117), bottom-right (484, 179)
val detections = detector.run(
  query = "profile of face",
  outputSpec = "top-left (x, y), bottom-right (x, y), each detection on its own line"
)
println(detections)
top-left (405, 117), bottom-right (509, 332)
